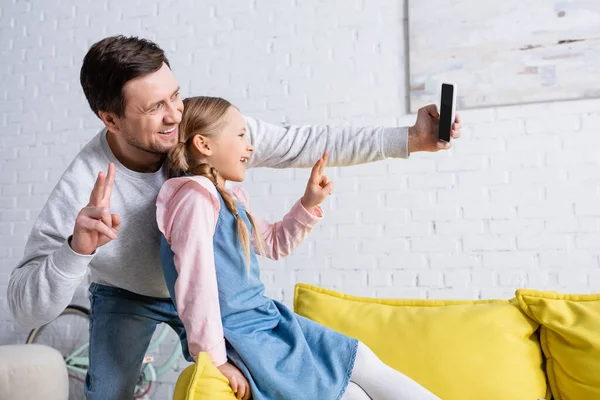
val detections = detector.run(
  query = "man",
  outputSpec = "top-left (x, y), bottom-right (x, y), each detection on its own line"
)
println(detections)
top-left (8, 35), bottom-right (461, 399)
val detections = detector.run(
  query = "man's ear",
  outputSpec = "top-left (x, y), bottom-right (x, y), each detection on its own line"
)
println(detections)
top-left (98, 111), bottom-right (121, 134)
top-left (192, 135), bottom-right (213, 157)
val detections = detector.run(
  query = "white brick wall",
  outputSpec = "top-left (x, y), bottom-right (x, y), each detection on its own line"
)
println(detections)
top-left (2, 0), bottom-right (600, 397)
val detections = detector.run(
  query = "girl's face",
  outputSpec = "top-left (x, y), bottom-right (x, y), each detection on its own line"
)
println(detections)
top-left (199, 106), bottom-right (254, 185)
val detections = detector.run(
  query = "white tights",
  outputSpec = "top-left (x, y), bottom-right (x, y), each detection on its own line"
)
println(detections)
top-left (341, 342), bottom-right (440, 400)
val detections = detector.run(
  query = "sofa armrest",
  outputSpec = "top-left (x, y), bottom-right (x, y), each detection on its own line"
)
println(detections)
top-left (0, 344), bottom-right (69, 400)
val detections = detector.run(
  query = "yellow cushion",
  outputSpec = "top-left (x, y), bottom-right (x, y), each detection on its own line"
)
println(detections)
top-left (294, 283), bottom-right (549, 400)
top-left (516, 289), bottom-right (600, 400)
top-left (173, 352), bottom-right (237, 400)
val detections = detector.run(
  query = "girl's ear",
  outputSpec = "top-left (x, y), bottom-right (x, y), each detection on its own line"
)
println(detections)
top-left (191, 135), bottom-right (213, 157)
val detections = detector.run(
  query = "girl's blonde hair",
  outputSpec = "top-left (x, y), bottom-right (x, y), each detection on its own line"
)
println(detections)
top-left (168, 96), bottom-right (264, 272)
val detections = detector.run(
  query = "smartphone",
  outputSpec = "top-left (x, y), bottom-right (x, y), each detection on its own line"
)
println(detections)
top-left (438, 83), bottom-right (456, 142)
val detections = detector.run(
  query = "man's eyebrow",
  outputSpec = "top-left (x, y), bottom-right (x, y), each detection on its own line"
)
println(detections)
top-left (145, 87), bottom-right (180, 110)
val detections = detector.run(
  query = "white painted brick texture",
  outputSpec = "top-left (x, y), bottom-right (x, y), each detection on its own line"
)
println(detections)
top-left (2, 0), bottom-right (600, 397)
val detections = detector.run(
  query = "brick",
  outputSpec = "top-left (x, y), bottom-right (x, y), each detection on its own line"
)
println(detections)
top-left (546, 149), bottom-right (599, 167)
top-left (367, 270), bottom-right (392, 287)
top-left (490, 152), bottom-right (544, 170)
top-left (558, 270), bottom-right (588, 287)
top-left (463, 236), bottom-right (515, 252)
top-left (1, 184), bottom-right (30, 197)
top-left (436, 220), bottom-right (484, 235)
top-left (294, 270), bottom-right (320, 286)
top-left (408, 174), bottom-right (454, 190)
top-left (337, 224), bottom-right (380, 239)
top-left (331, 254), bottom-right (376, 270)
top-left (430, 254), bottom-right (480, 269)
top-left (376, 287), bottom-right (425, 299)
top-left (339, 162), bottom-right (386, 178)
top-left (539, 251), bottom-right (598, 270)
top-left (497, 271), bottom-right (525, 287)
top-left (462, 203), bottom-right (516, 220)
top-left (436, 187), bottom-right (487, 204)
top-left (488, 186), bottom-right (544, 205)
top-left (469, 120), bottom-right (525, 138)
top-left (472, 269), bottom-right (495, 287)
top-left (0, 197), bottom-right (17, 210)
top-left (17, 170), bottom-right (47, 183)
top-left (518, 235), bottom-right (570, 251)
top-left (510, 168), bottom-right (567, 185)
top-left (458, 171), bottom-right (507, 187)
top-left (388, 158), bottom-right (436, 174)
top-left (575, 201), bottom-right (600, 217)
top-left (437, 155), bottom-right (487, 172)
top-left (480, 288), bottom-right (516, 300)
top-left (336, 193), bottom-right (381, 211)
top-left (411, 237), bottom-right (459, 253)
top-left (427, 289), bottom-right (479, 300)
top-left (0, 210), bottom-right (28, 222)
top-left (385, 222), bottom-right (432, 237)
top-left (527, 270), bottom-right (553, 289)
top-left (444, 270), bottom-right (471, 288)
top-left (545, 218), bottom-right (580, 233)
top-left (579, 218), bottom-right (600, 233)
top-left (417, 271), bottom-right (443, 287)
top-left (378, 254), bottom-right (427, 270)
top-left (360, 237), bottom-right (408, 254)
top-left (525, 115), bottom-right (581, 134)
top-left (575, 234), bottom-right (600, 250)
top-left (454, 138), bottom-right (506, 155)
top-left (489, 220), bottom-right (544, 235)
top-left (411, 205), bottom-right (461, 221)
top-left (360, 208), bottom-right (408, 224)
top-left (581, 114), bottom-right (600, 131)
top-left (357, 176), bottom-right (401, 192)
top-left (384, 190), bottom-right (434, 208)
top-left (493, 103), bottom-right (549, 122)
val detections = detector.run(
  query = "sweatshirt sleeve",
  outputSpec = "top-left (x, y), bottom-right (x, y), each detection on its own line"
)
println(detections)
top-left (232, 186), bottom-right (323, 260)
top-left (156, 178), bottom-right (227, 366)
top-left (8, 169), bottom-right (95, 330)
top-left (244, 116), bottom-right (409, 169)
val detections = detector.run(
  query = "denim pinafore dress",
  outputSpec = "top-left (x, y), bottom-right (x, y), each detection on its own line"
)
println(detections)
top-left (162, 190), bottom-right (358, 400)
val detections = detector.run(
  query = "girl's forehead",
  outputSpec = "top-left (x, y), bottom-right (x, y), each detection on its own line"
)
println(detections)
top-left (223, 107), bottom-right (246, 128)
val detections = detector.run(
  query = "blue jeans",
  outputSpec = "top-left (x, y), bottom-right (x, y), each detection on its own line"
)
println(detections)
top-left (84, 283), bottom-right (192, 399)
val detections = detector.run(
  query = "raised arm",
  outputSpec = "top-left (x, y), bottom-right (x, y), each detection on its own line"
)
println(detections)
top-left (8, 163), bottom-right (119, 330)
top-left (233, 153), bottom-right (331, 260)
top-left (244, 116), bottom-right (407, 169)
top-left (233, 187), bottom-right (323, 261)
top-left (244, 106), bottom-right (463, 169)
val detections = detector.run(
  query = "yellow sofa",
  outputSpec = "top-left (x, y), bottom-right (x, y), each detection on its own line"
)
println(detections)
top-left (173, 284), bottom-right (600, 400)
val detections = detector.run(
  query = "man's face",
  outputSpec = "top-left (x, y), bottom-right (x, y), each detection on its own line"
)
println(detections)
top-left (112, 63), bottom-right (184, 155)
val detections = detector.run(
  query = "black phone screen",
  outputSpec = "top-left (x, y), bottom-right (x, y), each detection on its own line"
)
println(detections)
top-left (438, 84), bottom-right (454, 142)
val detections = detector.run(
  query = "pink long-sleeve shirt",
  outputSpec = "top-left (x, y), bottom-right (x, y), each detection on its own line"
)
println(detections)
top-left (156, 175), bottom-right (323, 366)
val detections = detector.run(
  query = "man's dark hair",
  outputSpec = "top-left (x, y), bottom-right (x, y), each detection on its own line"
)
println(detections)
top-left (80, 35), bottom-right (170, 118)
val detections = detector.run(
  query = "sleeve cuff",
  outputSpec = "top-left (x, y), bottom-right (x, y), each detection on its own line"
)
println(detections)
top-left (207, 339), bottom-right (228, 366)
top-left (49, 237), bottom-right (95, 279)
top-left (292, 199), bottom-right (323, 228)
top-left (382, 126), bottom-right (409, 159)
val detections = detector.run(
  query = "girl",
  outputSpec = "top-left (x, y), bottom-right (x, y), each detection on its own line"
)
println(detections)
top-left (156, 96), bottom-right (439, 400)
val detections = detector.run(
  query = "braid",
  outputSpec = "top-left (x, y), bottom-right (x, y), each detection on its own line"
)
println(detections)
top-left (189, 163), bottom-right (265, 274)
top-left (170, 96), bottom-right (263, 274)
top-left (167, 142), bottom-right (189, 178)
